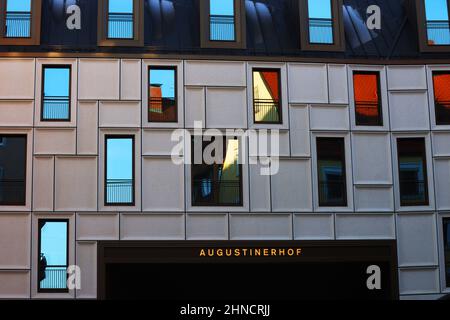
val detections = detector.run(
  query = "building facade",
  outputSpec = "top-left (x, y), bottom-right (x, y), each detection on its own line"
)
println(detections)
top-left (0, 0), bottom-right (449, 300)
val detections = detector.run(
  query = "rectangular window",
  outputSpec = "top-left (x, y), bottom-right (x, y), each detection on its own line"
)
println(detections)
top-left (317, 137), bottom-right (347, 207)
top-left (209, 0), bottom-right (235, 41)
top-left (0, 0), bottom-right (41, 45)
top-left (108, 0), bottom-right (133, 39)
top-left (433, 71), bottom-right (450, 125)
top-left (353, 71), bottom-right (383, 126)
top-left (253, 69), bottom-right (282, 124)
top-left (38, 219), bottom-right (68, 293)
top-left (424, 0), bottom-right (450, 45)
top-left (444, 218), bottom-right (450, 288)
top-left (148, 66), bottom-right (177, 123)
top-left (42, 66), bottom-right (71, 121)
top-left (0, 135), bottom-right (26, 206)
top-left (192, 136), bottom-right (242, 206)
top-left (105, 136), bottom-right (135, 206)
top-left (308, 0), bottom-right (333, 44)
top-left (397, 138), bottom-right (429, 206)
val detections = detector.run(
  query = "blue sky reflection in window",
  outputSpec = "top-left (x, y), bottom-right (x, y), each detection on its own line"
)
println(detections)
top-left (5, 0), bottom-right (31, 38)
top-left (108, 0), bottom-right (134, 39)
top-left (106, 138), bottom-right (133, 204)
top-left (425, 0), bottom-right (450, 45)
top-left (210, 0), bottom-right (235, 41)
top-left (308, 0), bottom-right (333, 44)
top-left (43, 67), bottom-right (70, 120)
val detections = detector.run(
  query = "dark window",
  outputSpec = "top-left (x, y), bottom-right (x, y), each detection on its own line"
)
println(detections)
top-left (353, 71), bottom-right (382, 126)
top-left (192, 136), bottom-right (242, 206)
top-left (317, 138), bottom-right (347, 207)
top-left (105, 136), bottom-right (135, 206)
top-left (0, 0), bottom-right (41, 45)
top-left (253, 69), bottom-right (282, 124)
top-left (38, 219), bottom-right (69, 293)
top-left (148, 66), bottom-right (177, 123)
top-left (0, 135), bottom-right (26, 206)
top-left (433, 71), bottom-right (450, 125)
top-left (444, 218), bottom-right (450, 288)
top-left (42, 66), bottom-right (71, 121)
top-left (397, 138), bottom-right (429, 206)
top-left (424, 0), bottom-right (450, 45)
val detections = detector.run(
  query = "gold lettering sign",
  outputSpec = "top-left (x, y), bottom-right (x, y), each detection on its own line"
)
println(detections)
top-left (199, 248), bottom-right (302, 258)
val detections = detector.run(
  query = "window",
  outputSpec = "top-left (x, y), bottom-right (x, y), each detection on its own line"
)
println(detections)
top-left (41, 66), bottom-right (71, 121)
top-left (253, 69), bottom-right (282, 124)
top-left (316, 138), bottom-right (347, 207)
top-left (105, 136), bottom-right (135, 206)
top-left (397, 138), bottom-right (429, 206)
top-left (148, 66), bottom-right (177, 123)
top-left (38, 220), bottom-right (68, 292)
top-left (0, 0), bottom-right (41, 45)
top-left (200, 0), bottom-right (246, 49)
top-left (416, 0), bottom-right (450, 51)
top-left (353, 71), bottom-right (382, 126)
top-left (191, 136), bottom-right (242, 206)
top-left (432, 71), bottom-right (450, 125)
top-left (98, 0), bottom-right (143, 47)
top-left (0, 135), bottom-right (26, 206)
top-left (444, 218), bottom-right (450, 288)
top-left (300, 0), bottom-right (344, 51)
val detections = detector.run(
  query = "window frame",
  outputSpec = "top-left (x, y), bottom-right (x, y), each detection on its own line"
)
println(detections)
top-left (200, 0), bottom-right (246, 49)
top-left (37, 219), bottom-right (69, 294)
top-left (252, 68), bottom-right (283, 125)
top-left (40, 64), bottom-right (72, 123)
top-left (416, 0), bottom-right (450, 52)
top-left (353, 70), bottom-right (383, 127)
top-left (432, 70), bottom-right (450, 125)
top-left (97, 0), bottom-right (144, 47)
top-left (104, 135), bottom-right (136, 207)
top-left (299, 0), bottom-right (345, 52)
top-left (147, 65), bottom-right (178, 123)
top-left (0, 0), bottom-right (41, 45)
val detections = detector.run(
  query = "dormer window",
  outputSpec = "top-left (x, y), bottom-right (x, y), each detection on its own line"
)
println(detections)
top-left (0, 0), bottom-right (41, 45)
top-left (200, 0), bottom-right (246, 49)
top-left (416, 0), bottom-right (450, 51)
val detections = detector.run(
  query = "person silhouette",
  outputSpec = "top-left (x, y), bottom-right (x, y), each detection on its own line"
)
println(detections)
top-left (38, 253), bottom-right (47, 282)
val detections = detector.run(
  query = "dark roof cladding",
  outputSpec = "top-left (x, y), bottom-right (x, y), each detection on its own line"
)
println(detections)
top-left (0, 0), bottom-right (447, 60)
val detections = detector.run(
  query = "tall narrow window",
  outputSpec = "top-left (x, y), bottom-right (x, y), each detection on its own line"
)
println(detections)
top-left (0, 0), bottom-right (41, 45)
top-left (353, 71), bottom-right (382, 126)
top-left (42, 66), bottom-right (71, 121)
top-left (444, 218), bottom-right (450, 288)
top-left (397, 138), bottom-right (429, 206)
top-left (0, 135), bottom-right (26, 206)
top-left (432, 71), bottom-right (450, 125)
top-left (424, 0), bottom-right (450, 45)
top-left (105, 136), bottom-right (135, 206)
top-left (308, 0), bottom-right (333, 44)
top-left (38, 220), bottom-right (68, 292)
top-left (317, 138), bottom-right (347, 207)
top-left (148, 66), bottom-right (177, 123)
top-left (253, 69), bottom-right (282, 124)
top-left (108, 0), bottom-right (133, 39)
top-left (192, 136), bottom-right (242, 206)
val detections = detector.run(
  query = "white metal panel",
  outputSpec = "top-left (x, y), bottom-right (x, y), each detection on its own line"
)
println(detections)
top-left (78, 59), bottom-right (120, 100)
top-left (389, 91), bottom-right (430, 131)
top-left (0, 213), bottom-right (30, 269)
top-left (120, 59), bottom-right (141, 100)
top-left (310, 105), bottom-right (349, 131)
top-left (249, 161), bottom-right (271, 212)
top-left (76, 214), bottom-right (119, 241)
top-left (185, 61), bottom-right (246, 86)
top-left (387, 66), bottom-right (427, 90)
top-left (120, 214), bottom-right (185, 240)
top-left (0, 101), bottom-right (33, 127)
top-left (185, 87), bottom-right (205, 128)
top-left (399, 268), bottom-right (440, 295)
top-left (32, 156), bottom-right (54, 212)
top-left (0, 59), bottom-right (35, 99)
top-left (288, 63), bottom-right (328, 104)
top-left (294, 214), bottom-right (334, 240)
top-left (354, 186), bottom-right (394, 212)
top-left (335, 213), bottom-right (395, 239)
top-left (328, 64), bottom-right (348, 104)
top-left (186, 214), bottom-right (228, 240)
top-left (206, 87), bottom-right (247, 128)
top-left (76, 242), bottom-right (97, 299)
top-left (99, 101), bottom-right (141, 128)
top-left (289, 105), bottom-right (310, 157)
top-left (77, 101), bottom-right (98, 155)
top-left (0, 270), bottom-right (30, 299)
top-left (229, 214), bottom-right (292, 240)
top-left (34, 128), bottom-right (76, 155)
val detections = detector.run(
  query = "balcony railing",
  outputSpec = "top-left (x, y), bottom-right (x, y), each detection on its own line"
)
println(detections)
top-left (40, 266), bottom-right (67, 290)
top-left (309, 18), bottom-right (333, 44)
top-left (42, 96), bottom-right (70, 121)
top-left (0, 179), bottom-right (25, 205)
top-left (254, 99), bottom-right (281, 123)
top-left (192, 179), bottom-right (241, 206)
top-left (399, 180), bottom-right (427, 204)
top-left (427, 20), bottom-right (450, 45)
top-left (108, 13), bottom-right (133, 39)
top-left (318, 181), bottom-right (346, 206)
top-left (106, 179), bottom-right (134, 205)
top-left (5, 11), bottom-right (31, 38)
top-left (148, 97), bottom-right (177, 122)
top-left (355, 101), bottom-right (381, 126)
top-left (210, 15), bottom-right (235, 41)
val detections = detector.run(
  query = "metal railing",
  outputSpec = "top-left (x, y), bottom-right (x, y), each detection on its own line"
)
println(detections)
top-left (309, 18), bottom-right (333, 44)
top-left (210, 15), bottom-right (235, 41)
top-left (40, 266), bottom-right (67, 290)
top-left (355, 101), bottom-right (381, 125)
top-left (42, 96), bottom-right (70, 120)
top-left (192, 179), bottom-right (241, 205)
top-left (318, 181), bottom-right (346, 206)
top-left (399, 180), bottom-right (427, 203)
top-left (0, 179), bottom-right (25, 205)
top-left (254, 99), bottom-right (281, 123)
top-left (5, 11), bottom-right (31, 38)
top-left (148, 97), bottom-right (177, 122)
top-left (108, 13), bottom-right (134, 39)
top-left (427, 20), bottom-right (450, 45)
top-left (106, 179), bottom-right (134, 204)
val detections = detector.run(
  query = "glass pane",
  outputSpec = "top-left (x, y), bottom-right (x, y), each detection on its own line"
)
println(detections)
top-left (106, 137), bottom-right (134, 204)
top-left (43, 67), bottom-right (70, 120)
top-left (308, 0), bottom-right (333, 44)
top-left (0, 135), bottom-right (26, 205)
top-left (353, 72), bottom-right (382, 126)
top-left (149, 68), bottom-right (177, 122)
top-left (5, 0), bottom-right (31, 38)
top-left (210, 0), bottom-right (235, 41)
top-left (444, 218), bottom-right (450, 288)
top-left (39, 221), bottom-right (68, 290)
top-left (433, 72), bottom-right (450, 124)
top-left (108, 0), bottom-right (134, 39)
top-left (425, 0), bottom-right (450, 45)
top-left (253, 70), bottom-right (281, 123)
